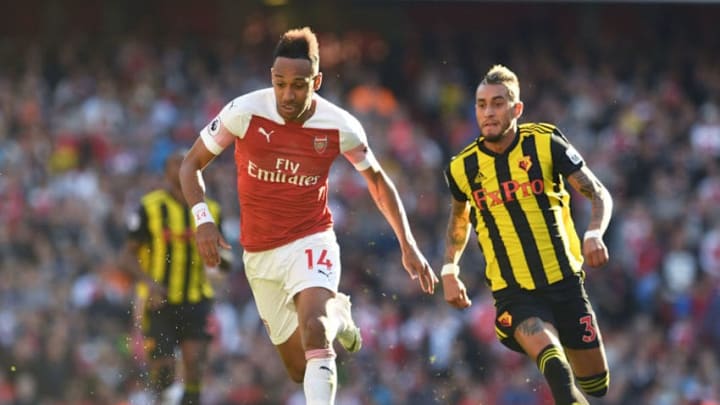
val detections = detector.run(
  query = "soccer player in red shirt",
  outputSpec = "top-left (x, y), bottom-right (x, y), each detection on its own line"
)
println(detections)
top-left (179, 27), bottom-right (437, 404)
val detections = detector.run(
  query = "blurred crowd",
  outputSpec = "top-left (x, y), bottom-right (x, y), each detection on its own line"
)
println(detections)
top-left (1, 2), bottom-right (720, 405)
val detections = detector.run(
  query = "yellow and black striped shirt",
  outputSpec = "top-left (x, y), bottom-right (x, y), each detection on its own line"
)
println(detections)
top-left (129, 190), bottom-right (222, 304)
top-left (445, 122), bottom-right (586, 292)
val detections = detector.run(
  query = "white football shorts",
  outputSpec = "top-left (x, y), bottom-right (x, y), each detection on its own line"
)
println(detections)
top-left (242, 229), bottom-right (342, 345)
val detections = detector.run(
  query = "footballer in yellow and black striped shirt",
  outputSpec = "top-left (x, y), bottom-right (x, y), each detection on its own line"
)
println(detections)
top-left (121, 152), bottom-right (225, 404)
top-left (442, 65), bottom-right (613, 404)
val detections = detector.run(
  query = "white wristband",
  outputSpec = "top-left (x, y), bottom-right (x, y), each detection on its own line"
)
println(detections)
top-left (441, 263), bottom-right (460, 276)
top-left (191, 202), bottom-right (215, 227)
top-left (583, 229), bottom-right (603, 241)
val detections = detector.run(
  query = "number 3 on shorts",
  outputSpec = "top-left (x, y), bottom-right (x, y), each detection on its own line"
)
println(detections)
top-left (579, 315), bottom-right (597, 343)
top-left (305, 248), bottom-right (333, 271)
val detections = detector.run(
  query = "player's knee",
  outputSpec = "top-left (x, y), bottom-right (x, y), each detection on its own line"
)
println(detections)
top-left (576, 370), bottom-right (609, 397)
top-left (301, 317), bottom-right (330, 347)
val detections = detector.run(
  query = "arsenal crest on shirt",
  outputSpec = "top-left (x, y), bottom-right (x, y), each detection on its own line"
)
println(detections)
top-left (313, 135), bottom-right (328, 153)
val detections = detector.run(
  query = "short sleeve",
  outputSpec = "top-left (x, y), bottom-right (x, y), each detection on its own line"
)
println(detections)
top-left (550, 128), bottom-right (585, 176)
top-left (219, 97), bottom-right (254, 137)
top-left (200, 97), bottom-right (253, 154)
top-left (338, 112), bottom-right (367, 153)
top-left (126, 205), bottom-right (150, 242)
top-left (339, 111), bottom-right (379, 171)
top-left (444, 165), bottom-right (468, 202)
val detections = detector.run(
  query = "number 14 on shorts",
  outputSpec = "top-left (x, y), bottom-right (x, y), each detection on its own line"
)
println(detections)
top-left (305, 248), bottom-right (333, 276)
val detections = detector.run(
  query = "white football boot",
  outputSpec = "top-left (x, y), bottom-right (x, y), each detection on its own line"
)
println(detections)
top-left (334, 292), bottom-right (362, 353)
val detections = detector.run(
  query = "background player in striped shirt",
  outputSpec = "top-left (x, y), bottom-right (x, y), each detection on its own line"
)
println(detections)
top-left (121, 152), bottom-right (225, 405)
top-left (179, 27), bottom-right (437, 404)
top-left (442, 65), bottom-right (613, 404)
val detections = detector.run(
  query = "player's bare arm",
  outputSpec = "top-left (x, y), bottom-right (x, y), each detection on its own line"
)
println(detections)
top-left (179, 136), bottom-right (231, 267)
top-left (357, 165), bottom-right (438, 294)
top-left (120, 239), bottom-right (167, 309)
top-left (442, 198), bottom-right (473, 309)
top-left (566, 166), bottom-right (613, 268)
top-left (444, 199), bottom-right (472, 266)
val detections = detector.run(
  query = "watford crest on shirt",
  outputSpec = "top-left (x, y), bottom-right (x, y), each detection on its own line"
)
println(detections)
top-left (518, 155), bottom-right (532, 172)
top-left (314, 135), bottom-right (328, 154)
top-left (498, 311), bottom-right (512, 327)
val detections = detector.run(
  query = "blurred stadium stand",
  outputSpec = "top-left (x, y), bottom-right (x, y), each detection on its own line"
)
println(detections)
top-left (1, 1), bottom-right (719, 404)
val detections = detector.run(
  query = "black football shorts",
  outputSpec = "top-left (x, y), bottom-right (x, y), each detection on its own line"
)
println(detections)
top-left (493, 274), bottom-right (603, 354)
top-left (143, 299), bottom-right (213, 358)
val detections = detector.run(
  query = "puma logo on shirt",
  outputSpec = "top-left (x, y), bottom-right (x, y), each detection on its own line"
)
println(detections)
top-left (258, 127), bottom-right (274, 143)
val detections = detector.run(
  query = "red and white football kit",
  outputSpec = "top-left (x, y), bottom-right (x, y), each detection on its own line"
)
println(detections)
top-left (198, 88), bottom-right (378, 343)
top-left (200, 88), bottom-right (376, 252)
